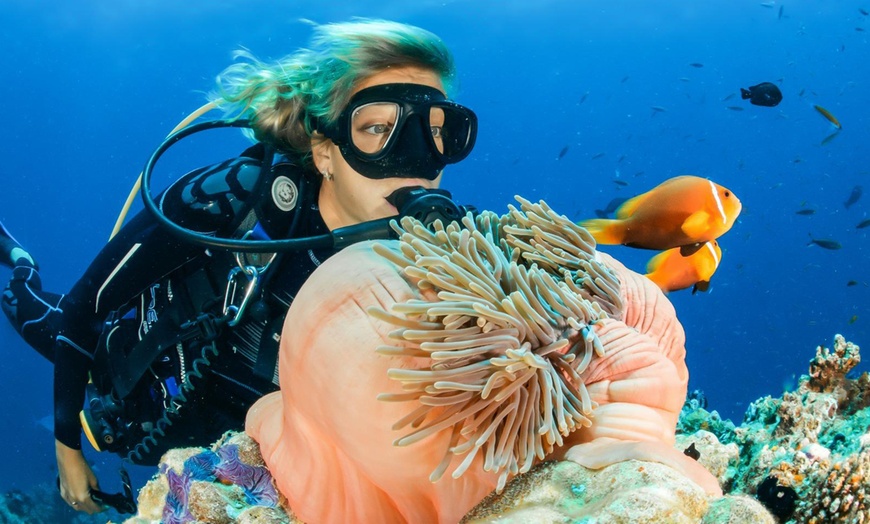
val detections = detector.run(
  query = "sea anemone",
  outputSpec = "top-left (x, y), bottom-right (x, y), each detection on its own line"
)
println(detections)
top-left (368, 197), bottom-right (624, 490)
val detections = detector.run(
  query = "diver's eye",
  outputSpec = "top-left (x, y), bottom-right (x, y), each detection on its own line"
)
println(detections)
top-left (430, 126), bottom-right (443, 138)
top-left (363, 123), bottom-right (393, 135)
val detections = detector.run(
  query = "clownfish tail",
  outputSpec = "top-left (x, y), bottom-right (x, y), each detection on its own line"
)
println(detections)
top-left (577, 218), bottom-right (624, 245)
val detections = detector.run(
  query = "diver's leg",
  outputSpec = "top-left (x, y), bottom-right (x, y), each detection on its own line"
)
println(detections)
top-left (3, 266), bottom-right (64, 362)
top-left (1, 221), bottom-right (61, 362)
top-left (0, 220), bottom-right (37, 270)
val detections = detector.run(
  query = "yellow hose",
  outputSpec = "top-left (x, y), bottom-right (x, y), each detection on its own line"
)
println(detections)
top-left (109, 101), bottom-right (220, 240)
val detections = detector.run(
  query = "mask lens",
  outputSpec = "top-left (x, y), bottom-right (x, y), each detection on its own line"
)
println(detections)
top-left (351, 102), bottom-right (399, 155)
top-left (434, 104), bottom-right (475, 161)
top-left (429, 106), bottom-right (446, 154)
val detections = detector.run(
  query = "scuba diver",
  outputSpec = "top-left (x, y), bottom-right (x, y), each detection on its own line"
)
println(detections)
top-left (0, 19), bottom-right (477, 515)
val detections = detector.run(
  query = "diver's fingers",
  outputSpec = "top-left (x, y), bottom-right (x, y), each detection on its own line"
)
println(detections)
top-left (55, 440), bottom-right (105, 514)
top-left (67, 495), bottom-right (105, 514)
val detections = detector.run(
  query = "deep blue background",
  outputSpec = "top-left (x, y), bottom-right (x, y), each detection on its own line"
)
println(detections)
top-left (1, 0), bottom-right (867, 503)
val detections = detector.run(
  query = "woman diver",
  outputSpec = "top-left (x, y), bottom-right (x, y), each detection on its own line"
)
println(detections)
top-left (0, 19), bottom-right (477, 514)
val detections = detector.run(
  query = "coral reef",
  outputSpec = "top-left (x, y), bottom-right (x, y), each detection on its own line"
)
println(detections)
top-left (462, 458), bottom-right (772, 524)
top-left (678, 335), bottom-right (869, 523)
top-left (123, 335), bottom-right (866, 523)
top-left (123, 431), bottom-right (297, 524)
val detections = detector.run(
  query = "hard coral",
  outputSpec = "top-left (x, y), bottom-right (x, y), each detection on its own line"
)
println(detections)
top-left (124, 432), bottom-right (292, 524)
top-left (678, 335), bottom-right (870, 524)
top-left (462, 457), bottom-right (772, 524)
top-left (808, 335), bottom-right (861, 393)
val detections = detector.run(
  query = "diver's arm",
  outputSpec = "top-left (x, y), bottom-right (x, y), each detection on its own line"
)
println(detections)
top-left (56, 440), bottom-right (102, 514)
top-left (53, 334), bottom-right (93, 450)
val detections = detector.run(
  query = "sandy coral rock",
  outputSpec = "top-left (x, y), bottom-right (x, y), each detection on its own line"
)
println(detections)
top-left (676, 430), bottom-right (739, 484)
top-left (236, 505), bottom-right (301, 523)
top-left (463, 459), bottom-right (717, 523)
top-left (215, 431), bottom-right (268, 468)
top-left (187, 480), bottom-right (247, 523)
top-left (701, 495), bottom-right (776, 524)
top-left (132, 473), bottom-right (169, 522)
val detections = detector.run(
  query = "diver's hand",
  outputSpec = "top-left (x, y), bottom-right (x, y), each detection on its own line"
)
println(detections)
top-left (56, 440), bottom-right (104, 514)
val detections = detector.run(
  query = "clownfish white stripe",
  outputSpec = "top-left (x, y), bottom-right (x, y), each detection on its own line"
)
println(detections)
top-left (708, 179), bottom-right (727, 224)
top-left (704, 241), bottom-right (721, 268)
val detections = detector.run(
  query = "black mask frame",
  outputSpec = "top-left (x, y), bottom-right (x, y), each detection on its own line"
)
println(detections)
top-left (318, 83), bottom-right (478, 180)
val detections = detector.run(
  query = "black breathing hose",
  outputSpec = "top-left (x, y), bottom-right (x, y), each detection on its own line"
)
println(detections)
top-left (141, 120), bottom-right (472, 253)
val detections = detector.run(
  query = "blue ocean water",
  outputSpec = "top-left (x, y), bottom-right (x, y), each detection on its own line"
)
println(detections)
top-left (0, 0), bottom-right (867, 509)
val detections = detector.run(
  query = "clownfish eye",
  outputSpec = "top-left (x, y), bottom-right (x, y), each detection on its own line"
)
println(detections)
top-left (724, 191), bottom-right (731, 197)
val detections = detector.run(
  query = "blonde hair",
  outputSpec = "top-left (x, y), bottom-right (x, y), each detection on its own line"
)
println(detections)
top-left (213, 19), bottom-right (456, 164)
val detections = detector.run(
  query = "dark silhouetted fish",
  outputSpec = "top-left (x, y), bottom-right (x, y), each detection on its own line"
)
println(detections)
top-left (795, 209), bottom-right (816, 216)
top-left (558, 146), bottom-right (569, 160)
top-left (591, 152), bottom-right (606, 160)
top-left (613, 179), bottom-right (629, 187)
top-left (721, 93), bottom-right (736, 101)
top-left (857, 27), bottom-right (866, 32)
top-left (689, 62), bottom-right (704, 68)
top-left (621, 76), bottom-right (630, 83)
top-left (857, 218), bottom-right (870, 229)
top-left (579, 92), bottom-right (589, 104)
top-left (807, 237), bottom-right (842, 250)
top-left (844, 186), bottom-right (863, 208)
top-left (778, 5), bottom-right (784, 19)
top-left (727, 106), bottom-right (745, 111)
top-left (847, 280), bottom-right (858, 287)
top-left (820, 131), bottom-right (841, 146)
top-left (861, 8), bottom-right (869, 15)
top-left (594, 197), bottom-right (629, 218)
top-left (740, 82), bottom-right (783, 107)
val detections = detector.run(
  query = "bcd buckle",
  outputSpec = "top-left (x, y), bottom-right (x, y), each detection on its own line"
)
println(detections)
top-left (222, 265), bottom-right (260, 327)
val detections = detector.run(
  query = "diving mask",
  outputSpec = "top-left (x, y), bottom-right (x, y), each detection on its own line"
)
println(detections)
top-left (318, 83), bottom-right (478, 180)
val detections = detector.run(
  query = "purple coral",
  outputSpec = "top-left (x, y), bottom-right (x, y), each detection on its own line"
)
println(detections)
top-left (215, 444), bottom-right (279, 506)
top-left (159, 443), bottom-right (278, 521)
top-left (185, 449), bottom-right (220, 481)
top-left (162, 466), bottom-right (195, 524)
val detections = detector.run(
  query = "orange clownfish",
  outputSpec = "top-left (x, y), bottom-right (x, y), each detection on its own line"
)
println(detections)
top-left (579, 175), bottom-right (741, 255)
top-left (644, 240), bottom-right (722, 294)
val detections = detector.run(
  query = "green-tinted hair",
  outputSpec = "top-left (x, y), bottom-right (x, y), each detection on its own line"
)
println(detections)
top-left (213, 19), bottom-right (456, 162)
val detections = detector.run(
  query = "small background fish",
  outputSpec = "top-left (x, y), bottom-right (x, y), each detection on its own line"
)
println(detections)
top-left (740, 82), bottom-right (783, 107)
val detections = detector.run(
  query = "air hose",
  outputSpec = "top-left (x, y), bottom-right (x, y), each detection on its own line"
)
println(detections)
top-left (125, 341), bottom-right (219, 464)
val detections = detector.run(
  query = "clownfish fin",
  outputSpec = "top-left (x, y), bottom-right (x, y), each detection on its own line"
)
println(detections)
top-left (614, 192), bottom-right (648, 219)
top-left (645, 250), bottom-right (670, 273)
top-left (681, 210), bottom-right (712, 238)
top-left (692, 280), bottom-right (711, 294)
top-left (679, 243), bottom-right (704, 257)
top-left (577, 218), bottom-right (624, 245)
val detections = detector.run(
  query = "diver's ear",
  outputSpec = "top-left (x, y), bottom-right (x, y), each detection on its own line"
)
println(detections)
top-left (311, 134), bottom-right (333, 176)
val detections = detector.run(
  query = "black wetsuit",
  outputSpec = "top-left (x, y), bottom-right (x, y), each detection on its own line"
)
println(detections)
top-left (2, 143), bottom-right (336, 463)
